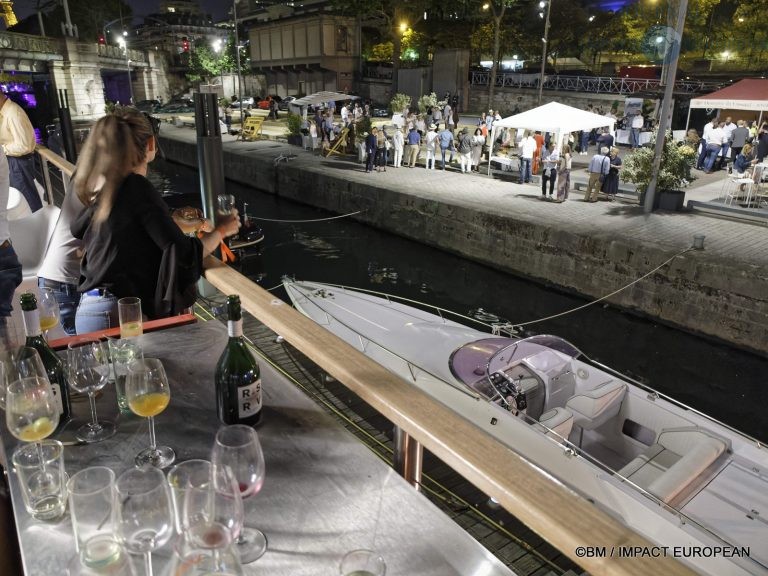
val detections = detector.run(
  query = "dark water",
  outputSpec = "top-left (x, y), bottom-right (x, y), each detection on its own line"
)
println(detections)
top-left (150, 160), bottom-right (768, 443)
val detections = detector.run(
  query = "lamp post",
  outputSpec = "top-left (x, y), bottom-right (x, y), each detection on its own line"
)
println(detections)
top-left (116, 32), bottom-right (134, 105)
top-left (537, 0), bottom-right (552, 104)
top-left (233, 0), bottom-right (244, 126)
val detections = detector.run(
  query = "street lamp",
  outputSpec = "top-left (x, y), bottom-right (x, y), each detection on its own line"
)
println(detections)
top-left (537, 0), bottom-right (552, 104)
top-left (116, 35), bottom-right (134, 105)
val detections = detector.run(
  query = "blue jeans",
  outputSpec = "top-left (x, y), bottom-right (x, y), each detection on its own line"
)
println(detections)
top-left (440, 147), bottom-right (453, 169)
top-left (519, 158), bottom-right (532, 183)
top-left (38, 277), bottom-right (79, 335)
top-left (630, 128), bottom-right (641, 148)
top-left (8, 155), bottom-right (42, 213)
top-left (580, 132), bottom-right (589, 153)
top-left (704, 144), bottom-right (721, 172)
top-left (0, 243), bottom-right (22, 317)
top-left (696, 139), bottom-right (708, 169)
top-left (75, 290), bottom-right (119, 334)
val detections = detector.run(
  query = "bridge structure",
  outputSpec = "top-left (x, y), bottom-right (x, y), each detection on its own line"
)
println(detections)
top-left (0, 30), bottom-right (166, 121)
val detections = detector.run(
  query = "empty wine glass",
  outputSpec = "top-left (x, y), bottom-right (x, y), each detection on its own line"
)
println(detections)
top-left (126, 358), bottom-right (174, 468)
top-left (67, 338), bottom-right (115, 443)
top-left (113, 466), bottom-right (174, 576)
top-left (0, 348), bottom-right (19, 411)
top-left (38, 288), bottom-right (60, 338)
top-left (168, 524), bottom-right (244, 576)
top-left (210, 425), bottom-right (267, 563)
top-left (217, 194), bottom-right (236, 218)
top-left (17, 346), bottom-right (48, 380)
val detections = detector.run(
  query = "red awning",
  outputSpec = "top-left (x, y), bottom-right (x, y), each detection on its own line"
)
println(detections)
top-left (689, 79), bottom-right (768, 111)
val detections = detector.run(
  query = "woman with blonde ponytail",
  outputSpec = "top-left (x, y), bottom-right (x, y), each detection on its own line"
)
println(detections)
top-left (71, 108), bottom-right (241, 333)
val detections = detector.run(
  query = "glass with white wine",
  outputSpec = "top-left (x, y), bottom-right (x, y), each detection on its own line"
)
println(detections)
top-left (126, 358), bottom-right (174, 468)
top-left (118, 297), bottom-right (143, 338)
top-left (38, 288), bottom-right (60, 337)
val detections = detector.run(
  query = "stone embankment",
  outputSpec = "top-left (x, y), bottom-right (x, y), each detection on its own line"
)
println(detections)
top-left (159, 127), bottom-right (768, 356)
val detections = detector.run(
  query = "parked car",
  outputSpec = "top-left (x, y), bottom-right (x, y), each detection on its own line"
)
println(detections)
top-left (156, 98), bottom-right (194, 113)
top-left (230, 96), bottom-right (254, 109)
top-left (134, 99), bottom-right (161, 113)
top-left (278, 96), bottom-right (298, 111)
top-left (371, 104), bottom-right (389, 117)
top-left (257, 95), bottom-right (282, 110)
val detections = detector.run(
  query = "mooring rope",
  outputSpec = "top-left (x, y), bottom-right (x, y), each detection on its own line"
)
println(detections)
top-left (512, 246), bottom-right (694, 329)
top-left (246, 210), bottom-right (363, 223)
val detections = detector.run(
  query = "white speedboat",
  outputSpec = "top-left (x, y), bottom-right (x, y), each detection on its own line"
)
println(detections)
top-left (284, 279), bottom-right (768, 576)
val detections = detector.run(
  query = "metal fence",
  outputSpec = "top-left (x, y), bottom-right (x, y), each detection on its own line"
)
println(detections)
top-left (469, 71), bottom-right (722, 95)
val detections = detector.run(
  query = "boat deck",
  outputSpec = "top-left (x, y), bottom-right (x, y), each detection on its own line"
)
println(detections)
top-left (194, 292), bottom-right (582, 576)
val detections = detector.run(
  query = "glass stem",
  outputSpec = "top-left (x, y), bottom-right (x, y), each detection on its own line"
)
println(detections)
top-left (35, 442), bottom-right (47, 474)
top-left (143, 550), bottom-right (153, 576)
top-left (87, 392), bottom-right (100, 429)
top-left (147, 416), bottom-right (157, 451)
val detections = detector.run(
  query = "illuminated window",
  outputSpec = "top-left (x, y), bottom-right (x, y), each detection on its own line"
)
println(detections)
top-left (336, 26), bottom-right (348, 52)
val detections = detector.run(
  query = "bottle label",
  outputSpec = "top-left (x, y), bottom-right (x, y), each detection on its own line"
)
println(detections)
top-left (238, 378), bottom-right (261, 419)
top-left (50, 382), bottom-right (65, 415)
top-left (227, 319), bottom-right (243, 338)
top-left (21, 309), bottom-right (42, 338)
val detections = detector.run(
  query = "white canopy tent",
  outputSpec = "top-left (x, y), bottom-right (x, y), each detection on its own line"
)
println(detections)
top-left (289, 91), bottom-right (360, 118)
top-left (488, 102), bottom-right (616, 174)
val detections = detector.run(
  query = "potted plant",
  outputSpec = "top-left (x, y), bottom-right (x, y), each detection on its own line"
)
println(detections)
top-left (417, 92), bottom-right (438, 114)
top-left (389, 93), bottom-right (411, 116)
top-left (622, 129), bottom-right (697, 211)
top-left (286, 113), bottom-right (303, 146)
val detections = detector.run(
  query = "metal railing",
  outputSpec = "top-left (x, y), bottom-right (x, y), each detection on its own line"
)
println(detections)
top-left (35, 146), bottom-right (76, 206)
top-left (469, 71), bottom-right (723, 95)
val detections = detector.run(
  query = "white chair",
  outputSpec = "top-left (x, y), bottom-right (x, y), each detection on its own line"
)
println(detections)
top-left (8, 204), bottom-right (61, 279)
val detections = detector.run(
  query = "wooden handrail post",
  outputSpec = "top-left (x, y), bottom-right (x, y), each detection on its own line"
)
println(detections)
top-left (393, 426), bottom-right (423, 490)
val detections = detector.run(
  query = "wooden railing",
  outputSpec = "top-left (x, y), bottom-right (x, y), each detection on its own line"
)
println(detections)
top-left (203, 257), bottom-right (695, 576)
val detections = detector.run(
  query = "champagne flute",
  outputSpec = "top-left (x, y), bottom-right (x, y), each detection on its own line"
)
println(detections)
top-left (126, 358), bottom-right (175, 468)
top-left (113, 466), bottom-right (174, 576)
top-left (66, 338), bottom-right (116, 443)
top-left (210, 425), bottom-right (267, 563)
top-left (38, 288), bottom-right (60, 338)
top-left (217, 194), bottom-right (236, 218)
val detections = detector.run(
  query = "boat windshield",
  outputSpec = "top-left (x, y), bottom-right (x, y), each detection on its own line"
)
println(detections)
top-left (486, 335), bottom-right (581, 376)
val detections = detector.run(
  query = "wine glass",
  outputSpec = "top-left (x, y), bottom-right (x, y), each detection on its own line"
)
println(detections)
top-left (38, 288), bottom-right (60, 338)
top-left (6, 376), bottom-right (60, 444)
top-left (66, 338), bottom-right (116, 443)
top-left (0, 348), bottom-right (19, 411)
top-left (126, 358), bottom-right (175, 468)
top-left (210, 425), bottom-right (267, 563)
top-left (6, 376), bottom-right (61, 487)
top-left (180, 460), bottom-right (244, 541)
top-left (17, 346), bottom-right (48, 380)
top-left (113, 466), bottom-right (174, 576)
top-left (217, 194), bottom-right (236, 219)
top-left (168, 524), bottom-right (244, 576)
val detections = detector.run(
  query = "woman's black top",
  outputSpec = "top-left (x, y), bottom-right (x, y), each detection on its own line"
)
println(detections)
top-left (71, 173), bottom-right (203, 319)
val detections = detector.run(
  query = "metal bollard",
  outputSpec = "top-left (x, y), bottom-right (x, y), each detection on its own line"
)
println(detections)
top-left (393, 426), bottom-right (423, 490)
top-left (693, 234), bottom-right (706, 250)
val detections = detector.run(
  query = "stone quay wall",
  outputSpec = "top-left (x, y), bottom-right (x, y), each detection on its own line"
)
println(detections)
top-left (159, 133), bottom-right (768, 357)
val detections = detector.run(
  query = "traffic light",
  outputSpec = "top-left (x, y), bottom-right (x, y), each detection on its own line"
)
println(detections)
top-left (98, 35), bottom-right (106, 45)
top-left (182, 38), bottom-right (190, 52)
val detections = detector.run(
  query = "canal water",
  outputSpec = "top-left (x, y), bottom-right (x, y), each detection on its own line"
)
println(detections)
top-left (151, 159), bottom-right (767, 443)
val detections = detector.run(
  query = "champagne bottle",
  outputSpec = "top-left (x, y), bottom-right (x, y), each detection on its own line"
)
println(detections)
top-left (19, 292), bottom-right (71, 431)
top-left (215, 295), bottom-right (262, 426)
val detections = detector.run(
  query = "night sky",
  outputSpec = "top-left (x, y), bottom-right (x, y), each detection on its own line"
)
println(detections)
top-left (14, 0), bottom-right (230, 23)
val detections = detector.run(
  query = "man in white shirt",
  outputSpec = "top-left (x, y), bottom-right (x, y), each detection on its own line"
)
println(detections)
top-left (424, 124), bottom-right (438, 169)
top-left (340, 104), bottom-right (349, 126)
top-left (703, 122), bottom-right (727, 173)
top-left (630, 114), bottom-right (644, 149)
top-left (0, 147), bottom-right (22, 320)
top-left (0, 92), bottom-right (39, 212)
top-left (519, 132), bottom-right (537, 184)
top-left (718, 116), bottom-right (737, 170)
top-left (696, 118), bottom-right (716, 170)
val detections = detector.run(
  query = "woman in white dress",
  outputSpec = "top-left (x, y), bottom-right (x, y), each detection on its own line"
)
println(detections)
top-left (393, 127), bottom-right (405, 168)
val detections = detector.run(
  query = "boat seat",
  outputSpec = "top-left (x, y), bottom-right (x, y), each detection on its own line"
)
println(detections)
top-left (535, 407), bottom-right (574, 442)
top-left (565, 380), bottom-right (626, 432)
top-left (7, 205), bottom-right (60, 280)
top-left (618, 427), bottom-right (729, 504)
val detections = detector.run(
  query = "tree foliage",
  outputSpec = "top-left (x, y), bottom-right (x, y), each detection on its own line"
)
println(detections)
top-left (187, 38), bottom-right (235, 84)
top-left (36, 0), bottom-right (133, 41)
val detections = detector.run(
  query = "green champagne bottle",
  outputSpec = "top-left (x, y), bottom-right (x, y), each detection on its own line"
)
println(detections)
top-left (215, 295), bottom-right (262, 426)
top-left (19, 292), bottom-right (71, 431)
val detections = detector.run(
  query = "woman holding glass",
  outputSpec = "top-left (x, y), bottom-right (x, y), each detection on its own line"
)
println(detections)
top-left (70, 108), bottom-right (241, 333)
